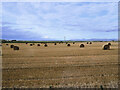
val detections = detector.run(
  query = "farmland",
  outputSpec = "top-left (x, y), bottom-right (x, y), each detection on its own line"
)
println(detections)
top-left (2, 42), bottom-right (118, 88)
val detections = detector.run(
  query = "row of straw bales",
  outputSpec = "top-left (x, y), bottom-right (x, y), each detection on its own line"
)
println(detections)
top-left (5, 42), bottom-right (112, 50)
top-left (67, 43), bottom-right (84, 48)
top-left (87, 42), bottom-right (92, 44)
top-left (10, 45), bottom-right (19, 50)
top-left (67, 42), bottom-right (111, 50)
top-left (29, 43), bottom-right (47, 47)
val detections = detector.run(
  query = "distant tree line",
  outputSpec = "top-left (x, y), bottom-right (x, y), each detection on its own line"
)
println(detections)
top-left (1, 39), bottom-right (118, 43)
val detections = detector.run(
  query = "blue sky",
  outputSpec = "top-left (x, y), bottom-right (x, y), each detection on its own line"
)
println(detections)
top-left (2, 2), bottom-right (118, 40)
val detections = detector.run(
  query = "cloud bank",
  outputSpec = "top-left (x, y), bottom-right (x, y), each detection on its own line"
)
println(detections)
top-left (2, 2), bottom-right (118, 40)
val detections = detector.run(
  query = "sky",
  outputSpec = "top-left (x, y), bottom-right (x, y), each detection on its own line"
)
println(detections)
top-left (2, 2), bottom-right (118, 41)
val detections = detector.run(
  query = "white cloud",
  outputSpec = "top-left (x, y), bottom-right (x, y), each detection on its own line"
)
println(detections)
top-left (2, 2), bottom-right (118, 40)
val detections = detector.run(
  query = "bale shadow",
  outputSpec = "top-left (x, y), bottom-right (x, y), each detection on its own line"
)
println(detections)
top-left (110, 49), bottom-right (116, 50)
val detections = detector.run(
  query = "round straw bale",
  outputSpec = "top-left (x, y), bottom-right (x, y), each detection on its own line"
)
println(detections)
top-left (90, 42), bottom-right (92, 44)
top-left (54, 43), bottom-right (57, 45)
top-left (44, 44), bottom-right (48, 47)
top-left (67, 44), bottom-right (71, 46)
top-left (80, 44), bottom-right (85, 48)
top-left (102, 44), bottom-right (110, 50)
top-left (13, 46), bottom-right (19, 50)
top-left (30, 44), bottom-right (33, 46)
top-left (10, 45), bottom-right (14, 48)
top-left (108, 43), bottom-right (111, 46)
top-left (37, 44), bottom-right (40, 46)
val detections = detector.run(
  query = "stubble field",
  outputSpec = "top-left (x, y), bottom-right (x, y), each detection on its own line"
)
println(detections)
top-left (2, 42), bottom-right (118, 88)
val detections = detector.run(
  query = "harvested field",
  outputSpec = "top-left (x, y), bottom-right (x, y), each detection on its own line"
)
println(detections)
top-left (2, 42), bottom-right (118, 88)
